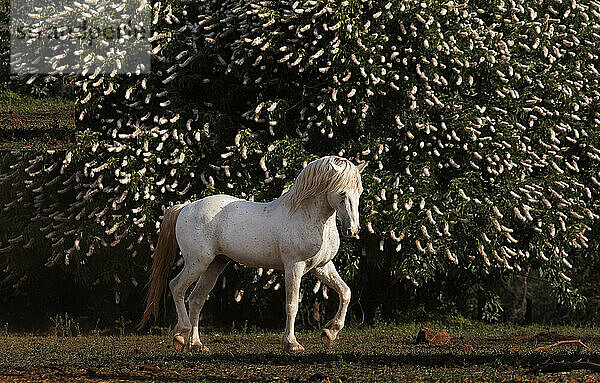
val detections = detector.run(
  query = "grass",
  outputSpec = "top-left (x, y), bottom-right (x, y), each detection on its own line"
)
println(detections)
top-left (0, 89), bottom-right (74, 151)
top-left (0, 89), bottom-right (73, 113)
top-left (1, 322), bottom-right (600, 382)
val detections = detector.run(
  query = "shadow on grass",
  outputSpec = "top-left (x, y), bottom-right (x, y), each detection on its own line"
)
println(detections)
top-left (140, 351), bottom-right (600, 369)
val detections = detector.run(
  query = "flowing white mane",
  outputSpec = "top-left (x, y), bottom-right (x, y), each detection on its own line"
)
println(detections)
top-left (283, 156), bottom-right (363, 213)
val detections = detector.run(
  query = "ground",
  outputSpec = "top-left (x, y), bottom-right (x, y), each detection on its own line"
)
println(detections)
top-left (1, 323), bottom-right (600, 382)
top-left (0, 89), bottom-right (74, 151)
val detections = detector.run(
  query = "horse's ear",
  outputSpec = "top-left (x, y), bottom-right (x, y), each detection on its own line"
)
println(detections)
top-left (356, 161), bottom-right (368, 173)
top-left (330, 162), bottom-right (343, 172)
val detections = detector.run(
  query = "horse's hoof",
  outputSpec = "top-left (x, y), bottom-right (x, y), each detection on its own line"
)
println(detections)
top-left (173, 334), bottom-right (186, 352)
top-left (189, 343), bottom-right (210, 353)
top-left (321, 329), bottom-right (336, 349)
top-left (283, 342), bottom-right (306, 353)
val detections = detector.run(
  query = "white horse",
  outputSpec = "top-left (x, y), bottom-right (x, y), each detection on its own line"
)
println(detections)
top-left (138, 156), bottom-right (366, 353)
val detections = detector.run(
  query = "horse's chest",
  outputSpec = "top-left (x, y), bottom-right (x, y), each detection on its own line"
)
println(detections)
top-left (301, 223), bottom-right (340, 268)
top-left (323, 225), bottom-right (340, 261)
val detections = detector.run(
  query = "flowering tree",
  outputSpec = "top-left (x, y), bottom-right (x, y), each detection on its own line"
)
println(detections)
top-left (1, 0), bottom-right (600, 321)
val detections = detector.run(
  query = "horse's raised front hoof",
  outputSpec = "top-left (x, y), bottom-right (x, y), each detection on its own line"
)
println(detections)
top-left (283, 341), bottom-right (306, 353)
top-left (321, 328), bottom-right (337, 349)
top-left (173, 333), bottom-right (186, 352)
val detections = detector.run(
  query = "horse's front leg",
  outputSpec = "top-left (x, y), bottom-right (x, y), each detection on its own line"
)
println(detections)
top-left (282, 262), bottom-right (306, 353)
top-left (311, 261), bottom-right (351, 349)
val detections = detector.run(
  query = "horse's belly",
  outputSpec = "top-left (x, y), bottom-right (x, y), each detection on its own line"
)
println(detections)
top-left (227, 253), bottom-right (284, 270)
top-left (220, 236), bottom-right (283, 269)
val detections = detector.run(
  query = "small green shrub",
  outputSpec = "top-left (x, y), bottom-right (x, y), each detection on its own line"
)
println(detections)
top-left (50, 313), bottom-right (80, 337)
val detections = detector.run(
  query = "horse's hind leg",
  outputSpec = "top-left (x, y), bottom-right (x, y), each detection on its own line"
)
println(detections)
top-left (169, 252), bottom-right (213, 351)
top-left (187, 256), bottom-right (229, 352)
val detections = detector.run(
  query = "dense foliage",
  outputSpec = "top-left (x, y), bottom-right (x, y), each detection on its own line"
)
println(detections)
top-left (1, 0), bottom-right (600, 324)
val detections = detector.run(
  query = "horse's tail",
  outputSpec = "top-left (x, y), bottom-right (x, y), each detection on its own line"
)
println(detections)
top-left (138, 203), bottom-right (187, 330)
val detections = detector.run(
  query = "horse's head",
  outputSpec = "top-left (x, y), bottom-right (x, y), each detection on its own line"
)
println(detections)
top-left (326, 160), bottom-right (367, 238)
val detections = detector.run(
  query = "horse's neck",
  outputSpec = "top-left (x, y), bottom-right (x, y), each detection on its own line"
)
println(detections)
top-left (296, 193), bottom-right (335, 225)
